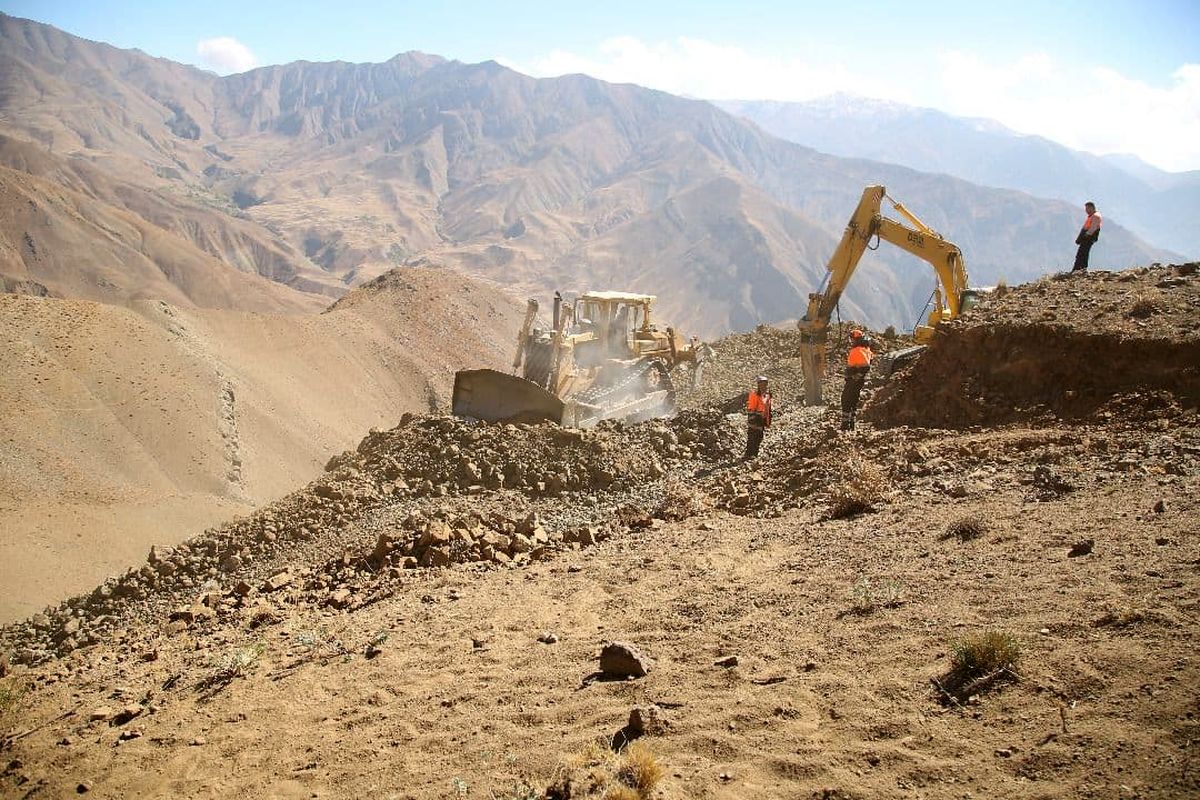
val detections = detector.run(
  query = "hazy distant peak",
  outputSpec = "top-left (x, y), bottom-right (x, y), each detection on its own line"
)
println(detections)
top-left (807, 92), bottom-right (912, 116)
top-left (384, 50), bottom-right (446, 72)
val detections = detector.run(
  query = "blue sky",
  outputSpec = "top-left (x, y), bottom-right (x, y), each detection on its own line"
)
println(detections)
top-left (4, 1), bottom-right (1199, 169)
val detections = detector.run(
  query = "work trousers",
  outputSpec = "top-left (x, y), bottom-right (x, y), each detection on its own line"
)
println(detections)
top-left (1073, 238), bottom-right (1094, 272)
top-left (841, 367), bottom-right (869, 430)
top-left (744, 424), bottom-right (765, 460)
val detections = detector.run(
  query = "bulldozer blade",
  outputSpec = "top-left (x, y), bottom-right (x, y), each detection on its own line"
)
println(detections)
top-left (452, 369), bottom-right (565, 424)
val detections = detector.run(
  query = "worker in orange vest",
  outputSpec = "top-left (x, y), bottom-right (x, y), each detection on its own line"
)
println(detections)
top-left (743, 375), bottom-right (773, 460)
top-left (1072, 200), bottom-right (1102, 272)
top-left (841, 329), bottom-right (875, 431)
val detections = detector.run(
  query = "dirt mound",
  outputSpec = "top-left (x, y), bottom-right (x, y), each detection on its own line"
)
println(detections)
top-left (867, 264), bottom-right (1200, 429)
top-left (0, 409), bottom-right (748, 664)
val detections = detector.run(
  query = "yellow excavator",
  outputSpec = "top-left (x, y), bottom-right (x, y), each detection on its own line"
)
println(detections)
top-left (798, 184), bottom-right (982, 405)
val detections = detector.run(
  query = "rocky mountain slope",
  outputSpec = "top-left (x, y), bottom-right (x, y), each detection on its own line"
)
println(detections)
top-left (0, 268), bottom-right (523, 623)
top-left (1, 263), bottom-right (1196, 798)
top-left (0, 13), bottom-right (1176, 337)
top-left (719, 95), bottom-right (1200, 259)
top-left (0, 135), bottom-right (345, 302)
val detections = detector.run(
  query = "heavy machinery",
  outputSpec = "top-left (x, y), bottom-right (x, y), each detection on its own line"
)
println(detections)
top-left (797, 185), bottom-right (983, 404)
top-left (453, 290), bottom-right (704, 427)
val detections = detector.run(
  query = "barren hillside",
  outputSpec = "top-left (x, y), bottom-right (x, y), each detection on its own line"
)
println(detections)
top-left (0, 14), bottom-right (1176, 337)
top-left (0, 163), bottom-right (325, 313)
top-left (0, 268), bottom-right (524, 623)
top-left (1, 264), bottom-right (1196, 798)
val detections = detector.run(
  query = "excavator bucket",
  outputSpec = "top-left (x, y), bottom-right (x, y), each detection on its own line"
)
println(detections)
top-left (451, 369), bottom-right (566, 424)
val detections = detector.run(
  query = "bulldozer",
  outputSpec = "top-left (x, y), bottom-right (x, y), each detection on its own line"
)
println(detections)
top-left (453, 290), bottom-right (704, 427)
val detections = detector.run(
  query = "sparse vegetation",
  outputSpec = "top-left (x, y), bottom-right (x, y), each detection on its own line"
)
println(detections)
top-left (655, 478), bottom-right (711, 520)
top-left (849, 575), bottom-right (904, 613)
top-left (935, 631), bottom-right (1022, 704)
top-left (494, 783), bottom-right (539, 800)
top-left (1127, 296), bottom-right (1162, 318)
top-left (1093, 606), bottom-right (1148, 628)
top-left (293, 625), bottom-right (349, 661)
top-left (365, 628), bottom-right (390, 658)
top-left (199, 642), bottom-right (264, 691)
top-left (940, 514), bottom-right (989, 542)
top-left (827, 455), bottom-right (887, 519)
top-left (0, 678), bottom-right (26, 716)
top-left (171, 183), bottom-right (248, 218)
top-left (544, 740), bottom-right (663, 800)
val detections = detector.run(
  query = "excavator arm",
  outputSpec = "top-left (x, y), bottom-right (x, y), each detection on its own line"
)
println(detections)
top-left (797, 185), bottom-right (970, 405)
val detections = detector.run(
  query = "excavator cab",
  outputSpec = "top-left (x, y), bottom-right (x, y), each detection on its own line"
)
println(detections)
top-left (958, 288), bottom-right (985, 314)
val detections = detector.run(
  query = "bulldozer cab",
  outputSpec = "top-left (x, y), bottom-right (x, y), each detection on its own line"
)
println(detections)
top-left (571, 291), bottom-right (660, 366)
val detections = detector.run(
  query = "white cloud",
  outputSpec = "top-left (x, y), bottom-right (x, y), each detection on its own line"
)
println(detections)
top-left (196, 37), bottom-right (259, 75)
top-left (509, 37), bottom-right (1200, 172)
top-left (512, 36), bottom-right (908, 103)
top-left (934, 51), bottom-right (1200, 172)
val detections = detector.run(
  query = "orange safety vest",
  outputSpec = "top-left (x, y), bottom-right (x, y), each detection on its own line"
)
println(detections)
top-left (847, 344), bottom-right (873, 368)
top-left (746, 390), bottom-right (772, 426)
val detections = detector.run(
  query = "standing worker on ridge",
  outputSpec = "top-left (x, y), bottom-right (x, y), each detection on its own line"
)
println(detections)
top-left (841, 329), bottom-right (875, 431)
top-left (743, 375), bottom-right (773, 461)
top-left (1072, 201), bottom-right (1102, 272)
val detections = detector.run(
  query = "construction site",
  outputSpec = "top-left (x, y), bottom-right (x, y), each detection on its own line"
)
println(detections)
top-left (1, 12), bottom-right (1198, 798)
top-left (2, 262), bottom-right (1197, 799)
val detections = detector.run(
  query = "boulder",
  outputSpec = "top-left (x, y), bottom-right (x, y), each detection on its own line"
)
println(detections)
top-left (261, 572), bottom-right (293, 592)
top-left (600, 641), bottom-right (651, 679)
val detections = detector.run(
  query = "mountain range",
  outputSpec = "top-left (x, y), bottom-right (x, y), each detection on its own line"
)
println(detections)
top-left (0, 12), bottom-right (1179, 337)
top-left (718, 94), bottom-right (1200, 260)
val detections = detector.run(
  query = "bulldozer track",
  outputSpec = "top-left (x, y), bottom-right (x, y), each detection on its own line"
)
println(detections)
top-left (575, 358), bottom-right (676, 418)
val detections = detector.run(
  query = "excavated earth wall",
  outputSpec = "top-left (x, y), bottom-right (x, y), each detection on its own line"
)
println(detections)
top-left (867, 263), bottom-right (1200, 429)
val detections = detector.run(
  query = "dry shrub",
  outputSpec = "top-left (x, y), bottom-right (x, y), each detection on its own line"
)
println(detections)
top-left (952, 631), bottom-right (1020, 675)
top-left (827, 454), bottom-right (887, 519)
top-left (1127, 296), bottom-right (1161, 318)
top-left (1093, 607), bottom-right (1147, 628)
top-left (940, 514), bottom-right (989, 542)
top-left (617, 743), bottom-right (664, 795)
top-left (655, 478), bottom-right (711, 521)
top-left (198, 642), bottom-right (264, 692)
top-left (546, 740), bottom-right (664, 800)
top-left (0, 677), bottom-right (26, 716)
top-left (935, 630), bottom-right (1021, 704)
top-left (602, 789), bottom-right (639, 800)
